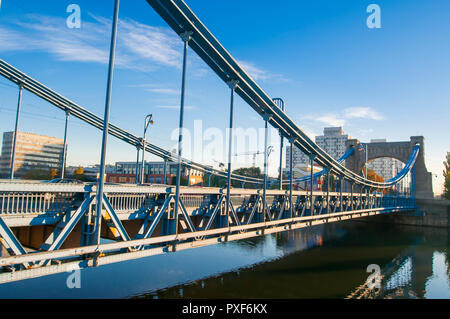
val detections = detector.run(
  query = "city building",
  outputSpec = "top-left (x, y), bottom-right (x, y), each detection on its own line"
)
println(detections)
top-left (366, 139), bottom-right (404, 181)
top-left (0, 131), bottom-right (64, 178)
top-left (65, 164), bottom-right (115, 181)
top-left (286, 127), bottom-right (350, 168)
top-left (106, 161), bottom-right (204, 185)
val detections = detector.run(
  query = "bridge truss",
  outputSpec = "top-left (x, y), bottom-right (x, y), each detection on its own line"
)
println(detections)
top-left (0, 0), bottom-right (419, 283)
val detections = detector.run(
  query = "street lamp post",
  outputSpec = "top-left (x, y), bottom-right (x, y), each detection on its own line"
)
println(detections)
top-left (140, 114), bottom-right (154, 184)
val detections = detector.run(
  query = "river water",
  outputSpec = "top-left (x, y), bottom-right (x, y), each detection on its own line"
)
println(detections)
top-left (0, 217), bottom-right (449, 299)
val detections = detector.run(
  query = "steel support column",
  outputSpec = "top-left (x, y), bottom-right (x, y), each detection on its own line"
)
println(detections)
top-left (350, 182), bottom-right (354, 210)
top-left (262, 114), bottom-right (272, 222)
top-left (60, 110), bottom-right (70, 179)
top-left (272, 98), bottom-right (285, 190)
top-left (174, 31), bottom-right (192, 234)
top-left (325, 169), bottom-right (330, 213)
top-left (309, 155), bottom-right (315, 215)
top-left (9, 84), bottom-right (23, 180)
top-left (140, 114), bottom-right (153, 185)
top-left (289, 138), bottom-right (295, 218)
top-left (135, 147), bottom-right (140, 184)
top-left (94, 0), bottom-right (120, 246)
top-left (163, 158), bottom-right (167, 184)
top-left (226, 80), bottom-right (238, 227)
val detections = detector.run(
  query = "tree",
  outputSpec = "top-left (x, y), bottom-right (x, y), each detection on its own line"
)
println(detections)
top-left (202, 167), bottom-right (264, 189)
top-left (71, 166), bottom-right (92, 182)
top-left (50, 169), bottom-right (58, 179)
top-left (367, 168), bottom-right (384, 183)
top-left (231, 167), bottom-right (263, 189)
top-left (74, 166), bottom-right (84, 175)
top-left (444, 153), bottom-right (450, 200)
top-left (23, 169), bottom-right (52, 180)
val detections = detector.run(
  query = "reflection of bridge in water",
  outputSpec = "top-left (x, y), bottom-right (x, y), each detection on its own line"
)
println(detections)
top-left (348, 230), bottom-right (449, 299)
top-left (134, 223), bottom-right (448, 299)
top-left (0, 0), bottom-right (428, 284)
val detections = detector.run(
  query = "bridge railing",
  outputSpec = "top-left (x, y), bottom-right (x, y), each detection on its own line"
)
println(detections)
top-left (0, 191), bottom-right (75, 216)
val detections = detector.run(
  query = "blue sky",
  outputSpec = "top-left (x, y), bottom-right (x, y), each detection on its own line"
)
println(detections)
top-left (0, 0), bottom-right (449, 194)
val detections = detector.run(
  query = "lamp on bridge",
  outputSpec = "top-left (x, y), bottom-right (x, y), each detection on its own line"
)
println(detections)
top-left (140, 114), bottom-right (155, 184)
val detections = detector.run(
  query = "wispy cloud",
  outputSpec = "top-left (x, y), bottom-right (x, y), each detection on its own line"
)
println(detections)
top-left (238, 60), bottom-right (288, 82)
top-left (315, 115), bottom-right (346, 127)
top-left (343, 107), bottom-right (383, 121)
top-left (130, 84), bottom-right (180, 95)
top-left (0, 14), bottom-right (182, 71)
top-left (157, 105), bottom-right (197, 111)
top-left (148, 88), bottom-right (179, 95)
top-left (304, 106), bottom-right (383, 128)
top-left (0, 14), bottom-right (288, 85)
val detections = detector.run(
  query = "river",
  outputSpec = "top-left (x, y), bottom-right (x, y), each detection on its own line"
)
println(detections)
top-left (0, 217), bottom-right (448, 299)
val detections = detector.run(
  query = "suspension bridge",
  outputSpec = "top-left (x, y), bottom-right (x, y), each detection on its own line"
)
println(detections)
top-left (0, 0), bottom-right (424, 283)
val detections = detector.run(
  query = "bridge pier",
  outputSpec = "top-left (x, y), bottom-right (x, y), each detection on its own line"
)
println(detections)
top-left (345, 136), bottom-right (433, 198)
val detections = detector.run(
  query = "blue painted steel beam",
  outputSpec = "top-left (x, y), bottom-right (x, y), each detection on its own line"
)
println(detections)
top-left (0, 215), bottom-right (27, 256)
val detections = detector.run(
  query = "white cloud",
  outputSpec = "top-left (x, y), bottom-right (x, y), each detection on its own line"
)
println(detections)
top-left (157, 105), bottom-right (196, 111)
top-left (304, 106), bottom-right (383, 128)
top-left (238, 60), bottom-right (270, 81)
top-left (316, 115), bottom-right (346, 127)
top-left (148, 88), bottom-right (179, 95)
top-left (238, 60), bottom-right (288, 82)
top-left (343, 107), bottom-right (383, 120)
top-left (0, 14), bottom-right (182, 71)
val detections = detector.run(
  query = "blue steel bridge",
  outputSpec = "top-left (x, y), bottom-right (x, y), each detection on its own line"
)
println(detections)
top-left (0, 0), bottom-right (421, 283)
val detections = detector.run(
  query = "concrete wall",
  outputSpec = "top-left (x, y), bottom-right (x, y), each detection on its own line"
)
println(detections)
top-left (380, 199), bottom-right (450, 228)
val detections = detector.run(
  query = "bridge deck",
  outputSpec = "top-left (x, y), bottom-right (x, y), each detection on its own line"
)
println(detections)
top-left (0, 182), bottom-right (415, 284)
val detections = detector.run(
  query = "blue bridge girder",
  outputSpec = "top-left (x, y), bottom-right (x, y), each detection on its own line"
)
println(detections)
top-left (0, 182), bottom-right (415, 283)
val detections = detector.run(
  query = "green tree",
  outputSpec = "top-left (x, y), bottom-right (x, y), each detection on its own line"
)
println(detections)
top-left (202, 167), bottom-right (264, 189)
top-left (172, 175), bottom-right (188, 186)
top-left (443, 153), bottom-right (450, 200)
top-left (232, 167), bottom-right (263, 189)
top-left (23, 169), bottom-right (52, 180)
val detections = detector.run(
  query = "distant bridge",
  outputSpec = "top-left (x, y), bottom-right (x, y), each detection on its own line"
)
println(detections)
top-left (0, 0), bottom-right (421, 283)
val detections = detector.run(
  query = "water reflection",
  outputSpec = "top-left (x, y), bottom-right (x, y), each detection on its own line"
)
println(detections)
top-left (136, 220), bottom-right (450, 299)
top-left (0, 217), bottom-right (448, 299)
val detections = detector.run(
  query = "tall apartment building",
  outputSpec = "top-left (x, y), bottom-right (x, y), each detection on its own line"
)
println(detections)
top-left (0, 131), bottom-right (64, 178)
top-left (286, 127), bottom-right (350, 168)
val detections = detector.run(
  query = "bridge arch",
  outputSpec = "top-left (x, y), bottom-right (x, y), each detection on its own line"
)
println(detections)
top-left (345, 136), bottom-right (433, 198)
